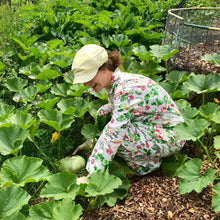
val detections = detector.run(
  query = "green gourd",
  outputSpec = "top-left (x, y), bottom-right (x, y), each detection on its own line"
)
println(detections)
top-left (58, 155), bottom-right (86, 174)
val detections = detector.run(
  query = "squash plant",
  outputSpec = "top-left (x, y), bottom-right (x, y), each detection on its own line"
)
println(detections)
top-left (1, 0), bottom-right (220, 218)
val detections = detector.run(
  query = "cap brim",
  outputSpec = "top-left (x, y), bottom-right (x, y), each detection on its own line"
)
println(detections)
top-left (73, 67), bottom-right (98, 84)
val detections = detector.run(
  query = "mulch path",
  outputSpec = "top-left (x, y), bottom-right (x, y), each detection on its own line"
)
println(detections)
top-left (84, 165), bottom-right (220, 220)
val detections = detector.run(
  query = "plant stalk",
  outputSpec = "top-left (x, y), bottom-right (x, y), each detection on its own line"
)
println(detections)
top-left (58, 132), bottom-right (61, 161)
top-left (198, 139), bottom-right (214, 163)
top-left (32, 139), bottom-right (57, 170)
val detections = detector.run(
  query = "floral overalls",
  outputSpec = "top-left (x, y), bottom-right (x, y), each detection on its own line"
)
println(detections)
top-left (86, 68), bottom-right (185, 175)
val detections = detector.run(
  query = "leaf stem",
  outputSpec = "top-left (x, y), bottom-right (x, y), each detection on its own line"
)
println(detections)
top-left (207, 122), bottom-right (216, 149)
top-left (165, 60), bottom-right (168, 75)
top-left (198, 139), bottom-right (214, 163)
top-left (31, 137), bottom-right (57, 170)
top-left (58, 132), bottom-right (61, 161)
top-left (84, 196), bottom-right (99, 217)
top-left (31, 181), bottom-right (45, 198)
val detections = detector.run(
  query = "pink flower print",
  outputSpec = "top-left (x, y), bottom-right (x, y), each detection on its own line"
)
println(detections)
top-left (128, 95), bottom-right (134, 100)
top-left (110, 118), bottom-right (114, 124)
top-left (154, 115), bottom-right (159, 120)
top-left (91, 158), bottom-right (95, 165)
top-left (153, 129), bottom-right (166, 140)
top-left (147, 79), bottom-right (155, 87)
top-left (141, 86), bottom-right (146, 91)
top-left (107, 128), bottom-right (114, 134)
top-left (180, 140), bottom-right (185, 145)
top-left (153, 160), bottom-right (158, 164)
top-left (145, 142), bottom-right (150, 148)
top-left (137, 145), bottom-right (142, 149)
top-left (131, 164), bottom-right (137, 169)
top-left (133, 109), bottom-right (142, 115)
top-left (111, 75), bottom-right (115, 81)
top-left (115, 91), bottom-right (123, 100)
top-left (145, 105), bottom-right (150, 111)
top-left (94, 149), bottom-right (98, 153)
top-left (107, 148), bottom-right (113, 154)
top-left (171, 103), bottom-right (174, 107)
top-left (134, 151), bottom-right (138, 156)
top-left (124, 134), bottom-right (129, 140)
top-left (125, 150), bottom-right (131, 153)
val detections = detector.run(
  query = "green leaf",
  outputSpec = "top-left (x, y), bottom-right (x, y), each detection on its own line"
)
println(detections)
top-left (162, 153), bottom-right (188, 177)
top-left (174, 119), bottom-right (209, 141)
top-left (88, 99), bottom-right (107, 119)
top-left (36, 68), bottom-right (61, 80)
top-left (0, 104), bottom-right (14, 119)
top-left (85, 172), bottom-right (122, 197)
top-left (37, 95), bottom-right (60, 110)
top-left (110, 34), bottom-right (130, 47)
top-left (57, 98), bottom-right (88, 117)
top-left (36, 81), bottom-right (52, 93)
top-left (166, 70), bottom-right (189, 83)
top-left (212, 182), bottom-right (220, 211)
top-left (53, 198), bottom-right (83, 220)
top-left (175, 99), bottom-right (199, 120)
top-left (0, 110), bottom-right (35, 129)
top-left (81, 124), bottom-right (100, 139)
top-left (38, 109), bottom-right (74, 132)
top-left (0, 185), bottom-right (31, 219)
top-left (150, 44), bottom-right (179, 61)
top-left (202, 51), bottom-right (220, 67)
top-left (50, 55), bottom-right (73, 68)
top-left (184, 73), bottom-right (220, 94)
top-left (178, 158), bottom-right (216, 194)
top-left (51, 83), bottom-right (70, 97)
top-left (28, 200), bottom-right (59, 220)
top-left (13, 86), bottom-right (39, 103)
top-left (40, 172), bottom-right (79, 200)
top-left (4, 78), bottom-right (28, 92)
top-left (13, 38), bottom-right (27, 52)
top-left (0, 125), bottom-right (27, 155)
top-left (132, 45), bottom-right (151, 61)
top-left (211, 111), bottom-right (220, 124)
top-left (199, 102), bottom-right (220, 119)
top-left (0, 61), bottom-right (5, 71)
top-left (67, 84), bottom-right (87, 97)
top-left (0, 156), bottom-right (51, 187)
top-left (214, 136), bottom-right (220, 149)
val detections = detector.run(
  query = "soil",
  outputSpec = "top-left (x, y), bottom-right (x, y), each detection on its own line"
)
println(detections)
top-left (83, 145), bottom-right (220, 220)
top-left (168, 42), bottom-right (220, 75)
top-left (84, 165), bottom-right (220, 220)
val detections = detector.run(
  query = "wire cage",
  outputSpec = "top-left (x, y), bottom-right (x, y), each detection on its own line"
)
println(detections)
top-left (163, 7), bottom-right (220, 74)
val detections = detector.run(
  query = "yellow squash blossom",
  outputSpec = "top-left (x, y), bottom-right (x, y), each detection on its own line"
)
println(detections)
top-left (51, 131), bottom-right (60, 143)
top-left (214, 98), bottom-right (219, 104)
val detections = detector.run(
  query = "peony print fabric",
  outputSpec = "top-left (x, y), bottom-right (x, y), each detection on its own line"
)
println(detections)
top-left (86, 68), bottom-right (185, 175)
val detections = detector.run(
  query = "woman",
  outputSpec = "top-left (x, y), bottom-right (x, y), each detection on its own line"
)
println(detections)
top-left (72, 44), bottom-right (185, 178)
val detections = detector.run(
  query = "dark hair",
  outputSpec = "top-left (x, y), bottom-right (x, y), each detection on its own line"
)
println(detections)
top-left (99, 50), bottom-right (123, 72)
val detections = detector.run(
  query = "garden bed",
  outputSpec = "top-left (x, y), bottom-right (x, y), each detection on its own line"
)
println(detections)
top-left (85, 169), bottom-right (220, 219)
top-left (84, 142), bottom-right (220, 220)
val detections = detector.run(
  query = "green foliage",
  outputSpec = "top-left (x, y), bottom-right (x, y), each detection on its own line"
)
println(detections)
top-left (177, 159), bottom-right (216, 194)
top-left (1, 0), bottom-right (220, 218)
top-left (0, 185), bottom-right (31, 220)
top-left (0, 156), bottom-right (51, 187)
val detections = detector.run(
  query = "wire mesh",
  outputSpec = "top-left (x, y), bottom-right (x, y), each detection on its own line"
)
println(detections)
top-left (163, 7), bottom-right (220, 74)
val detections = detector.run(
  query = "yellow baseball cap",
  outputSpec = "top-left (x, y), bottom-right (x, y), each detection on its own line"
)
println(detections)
top-left (71, 44), bottom-right (108, 84)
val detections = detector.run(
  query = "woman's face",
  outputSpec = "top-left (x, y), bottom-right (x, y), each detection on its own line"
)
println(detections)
top-left (84, 69), bottom-right (113, 92)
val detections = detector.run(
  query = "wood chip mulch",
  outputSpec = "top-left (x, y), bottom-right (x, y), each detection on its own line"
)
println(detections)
top-left (84, 169), bottom-right (220, 220)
